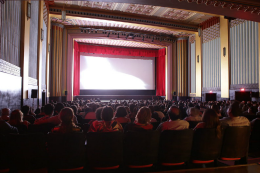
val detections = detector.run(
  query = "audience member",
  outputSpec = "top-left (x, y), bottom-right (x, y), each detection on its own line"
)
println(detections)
top-left (124, 107), bottom-right (153, 132)
top-left (71, 105), bottom-right (83, 124)
top-left (220, 101), bottom-right (250, 126)
top-left (194, 109), bottom-right (222, 138)
top-left (1, 108), bottom-right (10, 121)
top-left (157, 106), bottom-right (189, 132)
top-left (35, 107), bottom-right (45, 119)
top-left (84, 107), bottom-right (96, 119)
top-left (21, 105), bottom-right (36, 124)
top-left (88, 106), bottom-right (123, 132)
top-left (34, 104), bottom-right (55, 125)
top-left (114, 106), bottom-right (131, 123)
top-left (0, 117), bottom-right (18, 135)
top-left (184, 107), bottom-right (202, 121)
top-left (52, 107), bottom-right (81, 133)
top-left (9, 110), bottom-right (29, 133)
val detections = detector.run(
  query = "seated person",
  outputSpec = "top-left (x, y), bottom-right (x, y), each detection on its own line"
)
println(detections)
top-left (194, 109), bottom-right (222, 139)
top-left (0, 117), bottom-right (18, 135)
top-left (88, 106), bottom-right (123, 132)
top-left (211, 105), bottom-right (222, 117)
top-left (149, 105), bottom-right (160, 123)
top-left (84, 107), bottom-right (96, 120)
top-left (114, 106), bottom-right (131, 124)
top-left (8, 110), bottom-right (30, 133)
top-left (35, 107), bottom-right (45, 119)
top-left (184, 107), bottom-right (202, 121)
top-left (88, 107), bottom-right (103, 125)
top-left (127, 104), bottom-right (138, 122)
top-left (157, 106), bottom-right (189, 132)
top-left (124, 107), bottom-right (153, 132)
top-left (34, 104), bottom-right (55, 125)
top-left (35, 104), bottom-right (77, 125)
top-left (220, 101), bottom-right (250, 126)
top-left (1, 108), bottom-right (10, 121)
top-left (70, 105), bottom-right (83, 124)
top-left (52, 107), bottom-right (81, 133)
top-left (21, 105), bottom-right (36, 124)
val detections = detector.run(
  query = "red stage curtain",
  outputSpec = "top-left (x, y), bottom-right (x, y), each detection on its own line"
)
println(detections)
top-left (73, 43), bottom-right (166, 96)
top-left (73, 41), bottom-right (80, 96)
top-left (78, 44), bottom-right (159, 57)
top-left (156, 48), bottom-right (166, 96)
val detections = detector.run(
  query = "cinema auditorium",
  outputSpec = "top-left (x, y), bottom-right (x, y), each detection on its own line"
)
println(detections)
top-left (1, 0), bottom-right (260, 172)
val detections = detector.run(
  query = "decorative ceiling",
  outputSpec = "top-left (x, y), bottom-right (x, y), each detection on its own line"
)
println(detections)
top-left (53, 1), bottom-right (213, 25)
top-left (75, 39), bottom-right (165, 49)
top-left (51, 17), bottom-right (193, 37)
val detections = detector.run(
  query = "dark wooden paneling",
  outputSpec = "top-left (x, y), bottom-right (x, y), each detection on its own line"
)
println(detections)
top-left (0, 72), bottom-right (21, 115)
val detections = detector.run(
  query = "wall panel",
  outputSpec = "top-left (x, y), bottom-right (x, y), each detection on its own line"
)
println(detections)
top-left (202, 38), bottom-right (221, 88)
top-left (190, 42), bottom-right (196, 93)
top-left (0, 1), bottom-right (21, 66)
top-left (230, 20), bottom-right (259, 85)
top-left (29, 1), bottom-right (39, 79)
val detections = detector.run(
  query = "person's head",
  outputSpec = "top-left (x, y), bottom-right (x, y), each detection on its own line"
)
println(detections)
top-left (70, 105), bottom-right (78, 115)
top-left (59, 107), bottom-right (74, 125)
top-left (188, 107), bottom-right (200, 117)
top-left (95, 107), bottom-right (103, 120)
top-left (34, 108), bottom-right (41, 115)
top-left (115, 106), bottom-right (127, 118)
top-left (44, 104), bottom-right (55, 116)
top-left (10, 110), bottom-right (23, 124)
top-left (40, 106), bottom-right (45, 113)
top-left (202, 109), bottom-right (220, 128)
top-left (227, 101), bottom-right (241, 117)
top-left (84, 107), bottom-right (93, 114)
top-left (211, 105), bottom-right (220, 114)
top-left (101, 106), bottom-right (114, 121)
top-left (1, 108), bottom-right (10, 116)
top-left (21, 105), bottom-right (30, 115)
top-left (136, 107), bottom-right (151, 124)
top-left (148, 105), bottom-right (155, 113)
top-left (168, 106), bottom-right (181, 121)
top-left (129, 104), bottom-right (136, 113)
top-left (55, 103), bottom-right (65, 114)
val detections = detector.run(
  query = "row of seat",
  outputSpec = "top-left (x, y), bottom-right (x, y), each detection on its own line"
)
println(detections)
top-left (0, 126), bottom-right (251, 172)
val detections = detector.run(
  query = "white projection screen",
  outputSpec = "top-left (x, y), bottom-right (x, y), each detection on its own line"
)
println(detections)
top-left (80, 55), bottom-right (155, 91)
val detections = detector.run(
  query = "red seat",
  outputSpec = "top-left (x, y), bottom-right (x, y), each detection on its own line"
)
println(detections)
top-left (220, 157), bottom-right (240, 161)
top-left (192, 160), bottom-right (214, 164)
top-left (128, 164), bottom-right (153, 168)
top-left (161, 162), bottom-right (185, 166)
top-left (93, 165), bottom-right (119, 170)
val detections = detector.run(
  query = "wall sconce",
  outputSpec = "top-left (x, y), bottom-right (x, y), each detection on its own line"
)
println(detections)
top-left (223, 47), bottom-right (226, 57)
top-left (41, 29), bottom-right (44, 41)
top-left (197, 55), bottom-right (199, 63)
top-left (27, 2), bottom-right (31, 19)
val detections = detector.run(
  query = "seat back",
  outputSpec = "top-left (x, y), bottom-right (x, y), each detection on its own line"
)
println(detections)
top-left (47, 132), bottom-right (85, 169)
top-left (124, 131), bottom-right (160, 166)
top-left (151, 122), bottom-right (160, 130)
top-left (159, 129), bottom-right (193, 163)
top-left (86, 131), bottom-right (123, 168)
top-left (7, 133), bottom-right (47, 171)
top-left (251, 119), bottom-right (260, 141)
top-left (0, 135), bottom-right (9, 170)
top-left (221, 126), bottom-right (251, 158)
top-left (28, 123), bottom-right (56, 134)
top-left (187, 121), bottom-right (201, 129)
top-left (191, 128), bottom-right (223, 161)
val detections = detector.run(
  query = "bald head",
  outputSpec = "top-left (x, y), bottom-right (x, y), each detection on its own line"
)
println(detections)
top-left (168, 106), bottom-right (181, 120)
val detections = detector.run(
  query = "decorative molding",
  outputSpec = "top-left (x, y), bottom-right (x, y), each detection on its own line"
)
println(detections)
top-left (230, 18), bottom-right (246, 28)
top-left (202, 87), bottom-right (221, 92)
top-left (230, 84), bottom-right (258, 90)
top-left (202, 23), bottom-right (220, 43)
top-left (28, 77), bottom-right (38, 86)
top-left (49, 8), bottom-right (198, 31)
top-left (52, 22), bottom-right (64, 28)
top-left (189, 34), bottom-right (195, 43)
top-left (0, 59), bottom-right (20, 76)
top-left (178, 0), bottom-right (260, 16)
top-left (43, 2), bottom-right (48, 25)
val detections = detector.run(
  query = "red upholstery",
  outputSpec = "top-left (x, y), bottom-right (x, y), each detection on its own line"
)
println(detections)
top-left (0, 169), bottom-right (9, 173)
top-left (192, 160), bottom-right (214, 164)
top-left (57, 167), bottom-right (84, 171)
top-left (128, 164), bottom-right (153, 168)
top-left (220, 157), bottom-right (241, 161)
top-left (93, 165), bottom-right (119, 170)
top-left (18, 168), bottom-right (48, 173)
top-left (161, 162), bottom-right (185, 166)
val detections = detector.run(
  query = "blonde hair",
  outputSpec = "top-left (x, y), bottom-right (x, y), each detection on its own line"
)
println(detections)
top-left (136, 107), bottom-right (151, 124)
